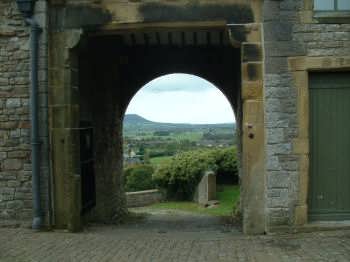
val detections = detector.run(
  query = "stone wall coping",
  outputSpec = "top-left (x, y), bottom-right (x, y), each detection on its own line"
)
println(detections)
top-left (126, 189), bottom-right (160, 195)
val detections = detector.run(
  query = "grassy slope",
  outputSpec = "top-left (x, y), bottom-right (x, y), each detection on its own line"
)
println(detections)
top-left (149, 185), bottom-right (240, 216)
top-left (149, 156), bottom-right (173, 166)
top-left (169, 131), bottom-right (202, 142)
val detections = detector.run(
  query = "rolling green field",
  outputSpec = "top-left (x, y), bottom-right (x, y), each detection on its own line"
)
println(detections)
top-left (148, 185), bottom-right (240, 216)
top-left (168, 131), bottom-right (203, 142)
top-left (149, 156), bottom-right (173, 166)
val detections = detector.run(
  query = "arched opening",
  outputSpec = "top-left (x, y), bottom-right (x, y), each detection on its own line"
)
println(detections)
top-left (122, 73), bottom-right (239, 226)
top-left (74, 32), bottom-right (244, 227)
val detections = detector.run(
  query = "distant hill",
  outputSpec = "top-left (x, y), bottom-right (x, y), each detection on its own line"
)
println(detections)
top-left (124, 114), bottom-right (153, 124)
top-left (123, 114), bottom-right (236, 133)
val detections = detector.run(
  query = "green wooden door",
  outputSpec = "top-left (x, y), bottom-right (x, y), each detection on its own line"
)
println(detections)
top-left (309, 72), bottom-right (350, 221)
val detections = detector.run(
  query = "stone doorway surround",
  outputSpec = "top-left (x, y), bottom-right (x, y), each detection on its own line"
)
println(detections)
top-left (288, 55), bottom-right (350, 227)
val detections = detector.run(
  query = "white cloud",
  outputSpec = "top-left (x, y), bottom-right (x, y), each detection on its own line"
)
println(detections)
top-left (126, 74), bottom-right (235, 124)
top-left (143, 73), bottom-right (215, 93)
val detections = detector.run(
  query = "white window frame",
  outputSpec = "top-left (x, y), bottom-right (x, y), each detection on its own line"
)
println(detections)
top-left (314, 0), bottom-right (350, 22)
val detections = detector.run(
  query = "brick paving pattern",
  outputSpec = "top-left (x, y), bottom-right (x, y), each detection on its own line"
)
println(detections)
top-left (0, 225), bottom-right (349, 262)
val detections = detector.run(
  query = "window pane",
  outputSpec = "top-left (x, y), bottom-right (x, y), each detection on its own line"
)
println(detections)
top-left (314, 0), bottom-right (335, 10)
top-left (338, 0), bottom-right (350, 10)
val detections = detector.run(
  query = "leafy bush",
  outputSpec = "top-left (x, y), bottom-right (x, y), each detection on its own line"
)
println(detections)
top-left (152, 150), bottom-right (215, 200)
top-left (212, 147), bottom-right (238, 184)
top-left (152, 147), bottom-right (238, 200)
top-left (124, 164), bottom-right (155, 192)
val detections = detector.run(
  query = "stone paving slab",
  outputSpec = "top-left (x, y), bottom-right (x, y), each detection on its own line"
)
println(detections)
top-left (0, 226), bottom-right (349, 262)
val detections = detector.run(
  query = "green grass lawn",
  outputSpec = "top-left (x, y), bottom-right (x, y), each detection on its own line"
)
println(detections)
top-left (149, 156), bottom-right (173, 166)
top-left (149, 185), bottom-right (240, 216)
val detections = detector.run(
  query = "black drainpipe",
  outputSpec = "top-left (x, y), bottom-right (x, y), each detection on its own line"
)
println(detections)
top-left (16, 0), bottom-right (43, 230)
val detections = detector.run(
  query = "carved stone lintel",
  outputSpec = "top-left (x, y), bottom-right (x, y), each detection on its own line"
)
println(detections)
top-left (66, 29), bottom-right (83, 49)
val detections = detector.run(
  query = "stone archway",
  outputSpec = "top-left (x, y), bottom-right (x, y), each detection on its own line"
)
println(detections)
top-left (48, 1), bottom-right (265, 234)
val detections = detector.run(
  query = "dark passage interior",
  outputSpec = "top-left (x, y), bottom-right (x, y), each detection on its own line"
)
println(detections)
top-left (76, 28), bottom-right (242, 223)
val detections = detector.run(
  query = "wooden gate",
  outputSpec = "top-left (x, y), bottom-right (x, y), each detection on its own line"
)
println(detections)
top-left (308, 72), bottom-right (350, 221)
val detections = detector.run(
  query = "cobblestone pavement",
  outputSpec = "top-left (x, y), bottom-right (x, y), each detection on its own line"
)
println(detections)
top-left (0, 211), bottom-right (350, 262)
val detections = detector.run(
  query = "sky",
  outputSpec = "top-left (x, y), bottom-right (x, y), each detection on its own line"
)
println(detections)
top-left (125, 73), bottom-right (236, 124)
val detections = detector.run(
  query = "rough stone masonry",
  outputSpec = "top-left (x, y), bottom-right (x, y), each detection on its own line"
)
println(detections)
top-left (0, 0), bottom-right (50, 225)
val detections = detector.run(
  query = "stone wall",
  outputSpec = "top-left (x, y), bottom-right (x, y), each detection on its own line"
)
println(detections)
top-left (0, 1), bottom-right (32, 223)
top-left (263, 0), bottom-right (350, 231)
top-left (126, 189), bottom-right (163, 208)
top-left (0, 1), bottom-right (49, 225)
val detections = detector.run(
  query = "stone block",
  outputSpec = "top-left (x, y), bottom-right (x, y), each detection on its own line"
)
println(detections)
top-left (6, 98), bottom-right (21, 108)
top-left (242, 81), bottom-right (263, 100)
top-left (266, 156), bottom-right (281, 171)
top-left (50, 104), bottom-right (80, 128)
top-left (267, 128), bottom-right (285, 144)
top-left (265, 57), bottom-right (288, 74)
top-left (0, 187), bottom-right (15, 196)
top-left (3, 159), bottom-right (22, 171)
top-left (7, 150), bottom-right (28, 158)
top-left (193, 171), bottom-right (216, 205)
top-left (294, 205), bottom-right (308, 226)
top-left (267, 143), bottom-right (292, 155)
top-left (0, 172), bottom-right (17, 181)
top-left (299, 11), bottom-right (313, 24)
top-left (303, 0), bottom-right (313, 10)
top-left (266, 208), bottom-right (290, 226)
top-left (265, 112), bottom-right (291, 128)
top-left (23, 163), bottom-right (32, 171)
top-left (67, 175), bottom-right (82, 232)
top-left (7, 181), bottom-right (20, 187)
top-left (246, 27), bottom-right (261, 43)
top-left (293, 138), bottom-right (309, 154)
top-left (280, 0), bottom-right (301, 11)
top-left (267, 171), bottom-right (290, 188)
top-left (126, 189), bottom-right (163, 208)
top-left (6, 200), bottom-right (23, 209)
top-left (299, 154), bottom-right (309, 172)
top-left (265, 73), bottom-right (294, 87)
top-left (227, 24), bottom-right (247, 43)
top-left (0, 152), bottom-right (6, 160)
top-left (0, 77), bottom-right (9, 85)
top-left (265, 86), bottom-right (295, 99)
top-left (242, 62), bottom-right (262, 82)
top-left (281, 160), bottom-right (298, 171)
top-left (9, 129), bottom-right (20, 138)
top-left (266, 98), bottom-right (296, 114)
top-left (264, 22), bottom-right (293, 41)
top-left (242, 43), bottom-right (262, 62)
top-left (265, 41), bottom-right (306, 57)
top-left (267, 188), bottom-right (289, 208)
top-left (263, 1), bottom-right (280, 22)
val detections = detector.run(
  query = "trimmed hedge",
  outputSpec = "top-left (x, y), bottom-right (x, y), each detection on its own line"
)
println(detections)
top-left (124, 164), bottom-right (155, 192)
top-left (152, 147), bottom-right (238, 200)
